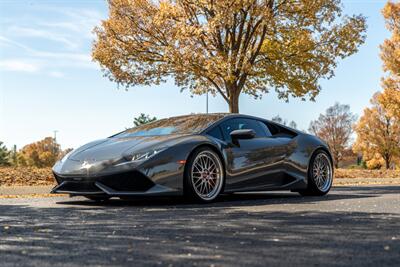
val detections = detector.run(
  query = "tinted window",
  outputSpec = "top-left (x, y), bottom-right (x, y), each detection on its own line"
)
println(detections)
top-left (207, 126), bottom-right (224, 140)
top-left (114, 114), bottom-right (224, 137)
top-left (265, 122), bottom-right (297, 138)
top-left (259, 121), bottom-right (272, 136)
top-left (220, 118), bottom-right (270, 142)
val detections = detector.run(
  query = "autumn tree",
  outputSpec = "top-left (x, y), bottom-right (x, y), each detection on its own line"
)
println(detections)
top-left (19, 137), bottom-right (61, 168)
top-left (0, 141), bottom-right (10, 166)
top-left (379, 1), bottom-right (400, 120)
top-left (134, 113), bottom-right (157, 126)
top-left (353, 93), bottom-right (400, 169)
top-left (353, 2), bottom-right (400, 170)
top-left (93, 0), bottom-right (366, 113)
top-left (309, 103), bottom-right (356, 168)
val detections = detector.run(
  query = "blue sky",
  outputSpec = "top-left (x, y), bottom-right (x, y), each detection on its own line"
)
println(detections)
top-left (0, 0), bottom-right (391, 150)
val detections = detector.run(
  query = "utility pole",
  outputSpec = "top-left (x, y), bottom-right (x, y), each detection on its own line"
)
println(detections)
top-left (12, 145), bottom-right (17, 166)
top-left (53, 130), bottom-right (58, 144)
top-left (53, 130), bottom-right (59, 156)
top-left (206, 90), bottom-right (209, 114)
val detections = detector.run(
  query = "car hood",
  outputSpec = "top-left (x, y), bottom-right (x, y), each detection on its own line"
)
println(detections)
top-left (69, 135), bottom-right (187, 162)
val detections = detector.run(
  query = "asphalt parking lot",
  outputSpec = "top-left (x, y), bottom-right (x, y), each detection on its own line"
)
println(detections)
top-left (0, 185), bottom-right (399, 266)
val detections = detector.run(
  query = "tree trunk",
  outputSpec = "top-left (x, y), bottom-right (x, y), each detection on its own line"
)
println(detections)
top-left (385, 157), bottom-right (391, 169)
top-left (228, 91), bottom-right (240, 113)
top-left (333, 158), bottom-right (339, 169)
top-left (333, 152), bottom-right (340, 169)
top-left (334, 160), bottom-right (339, 169)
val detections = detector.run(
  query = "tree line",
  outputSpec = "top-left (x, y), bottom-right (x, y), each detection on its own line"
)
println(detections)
top-left (308, 3), bottom-right (400, 169)
top-left (0, 138), bottom-right (72, 168)
top-left (354, 2), bottom-right (400, 169)
top-left (309, 101), bottom-right (399, 170)
top-left (0, 114), bottom-right (157, 168)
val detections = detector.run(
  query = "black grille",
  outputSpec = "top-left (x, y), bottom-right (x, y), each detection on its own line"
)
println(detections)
top-left (98, 171), bottom-right (154, 192)
top-left (54, 170), bottom-right (154, 193)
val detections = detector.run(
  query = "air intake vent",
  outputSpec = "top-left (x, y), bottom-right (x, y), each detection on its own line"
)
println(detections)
top-left (98, 171), bottom-right (154, 192)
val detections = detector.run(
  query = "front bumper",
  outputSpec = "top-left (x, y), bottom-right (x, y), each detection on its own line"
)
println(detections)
top-left (51, 170), bottom-right (180, 197)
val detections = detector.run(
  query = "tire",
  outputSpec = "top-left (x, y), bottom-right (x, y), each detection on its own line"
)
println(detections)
top-left (299, 150), bottom-right (333, 196)
top-left (84, 195), bottom-right (111, 202)
top-left (184, 147), bottom-right (225, 203)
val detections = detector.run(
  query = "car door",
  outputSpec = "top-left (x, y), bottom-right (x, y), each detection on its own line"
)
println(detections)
top-left (219, 118), bottom-right (288, 190)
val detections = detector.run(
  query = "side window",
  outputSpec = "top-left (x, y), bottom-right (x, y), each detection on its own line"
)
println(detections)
top-left (220, 118), bottom-right (269, 142)
top-left (206, 126), bottom-right (224, 141)
top-left (265, 121), bottom-right (297, 138)
top-left (258, 121), bottom-right (272, 137)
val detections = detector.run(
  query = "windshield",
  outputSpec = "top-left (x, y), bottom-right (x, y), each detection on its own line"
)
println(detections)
top-left (113, 114), bottom-right (224, 137)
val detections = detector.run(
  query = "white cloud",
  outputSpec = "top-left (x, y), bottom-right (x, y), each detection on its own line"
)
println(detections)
top-left (9, 26), bottom-right (79, 49)
top-left (0, 35), bottom-right (32, 51)
top-left (35, 7), bottom-right (105, 40)
top-left (0, 35), bottom-right (97, 70)
top-left (0, 6), bottom-right (105, 74)
top-left (34, 50), bottom-right (91, 62)
top-left (0, 59), bottom-right (40, 72)
top-left (39, 22), bottom-right (82, 33)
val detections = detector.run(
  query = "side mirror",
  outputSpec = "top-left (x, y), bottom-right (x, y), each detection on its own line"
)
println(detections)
top-left (230, 129), bottom-right (256, 140)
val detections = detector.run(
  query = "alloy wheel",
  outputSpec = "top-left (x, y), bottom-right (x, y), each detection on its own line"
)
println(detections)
top-left (312, 153), bottom-right (333, 192)
top-left (191, 151), bottom-right (224, 201)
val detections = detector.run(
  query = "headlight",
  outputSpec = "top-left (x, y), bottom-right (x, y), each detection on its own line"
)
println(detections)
top-left (130, 147), bottom-right (168, 162)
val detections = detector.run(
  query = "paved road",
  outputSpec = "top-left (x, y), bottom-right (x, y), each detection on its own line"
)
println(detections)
top-left (0, 185), bottom-right (399, 267)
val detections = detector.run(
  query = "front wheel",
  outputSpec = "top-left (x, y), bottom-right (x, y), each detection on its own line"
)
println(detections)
top-left (299, 150), bottom-right (333, 196)
top-left (184, 148), bottom-right (225, 203)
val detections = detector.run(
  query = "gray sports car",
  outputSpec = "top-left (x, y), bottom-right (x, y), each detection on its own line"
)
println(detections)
top-left (51, 113), bottom-right (333, 202)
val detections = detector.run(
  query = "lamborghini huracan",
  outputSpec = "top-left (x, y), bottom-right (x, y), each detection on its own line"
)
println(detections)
top-left (51, 113), bottom-right (333, 202)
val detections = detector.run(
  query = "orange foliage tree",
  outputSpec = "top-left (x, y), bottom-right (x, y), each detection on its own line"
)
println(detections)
top-left (19, 137), bottom-right (61, 168)
top-left (353, 93), bottom-right (400, 169)
top-left (379, 1), bottom-right (400, 120)
top-left (353, 1), bottom-right (400, 170)
top-left (92, 0), bottom-right (366, 113)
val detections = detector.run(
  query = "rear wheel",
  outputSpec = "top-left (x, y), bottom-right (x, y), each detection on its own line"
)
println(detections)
top-left (184, 148), bottom-right (225, 203)
top-left (299, 150), bottom-right (333, 196)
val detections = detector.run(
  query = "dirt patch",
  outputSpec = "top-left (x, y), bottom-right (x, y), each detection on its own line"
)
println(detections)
top-left (334, 177), bottom-right (400, 186)
top-left (0, 193), bottom-right (66, 199)
top-left (335, 168), bottom-right (400, 179)
top-left (0, 167), bottom-right (55, 186)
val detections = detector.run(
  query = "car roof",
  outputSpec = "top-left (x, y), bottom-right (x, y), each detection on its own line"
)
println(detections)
top-left (192, 113), bottom-right (303, 135)
top-left (165, 113), bottom-right (258, 119)
top-left (159, 113), bottom-right (303, 135)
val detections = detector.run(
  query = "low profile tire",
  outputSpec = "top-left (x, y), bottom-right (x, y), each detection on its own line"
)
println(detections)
top-left (184, 147), bottom-right (225, 203)
top-left (299, 150), bottom-right (333, 196)
top-left (84, 195), bottom-right (110, 202)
